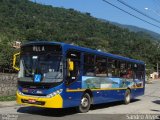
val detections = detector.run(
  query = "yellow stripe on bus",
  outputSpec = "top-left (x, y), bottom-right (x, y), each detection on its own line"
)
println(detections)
top-left (66, 87), bottom-right (144, 92)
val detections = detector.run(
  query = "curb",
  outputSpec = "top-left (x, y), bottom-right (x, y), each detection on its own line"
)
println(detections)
top-left (0, 101), bottom-right (18, 108)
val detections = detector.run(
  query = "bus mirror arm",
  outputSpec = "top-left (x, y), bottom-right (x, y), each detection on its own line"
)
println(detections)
top-left (13, 52), bottom-right (20, 71)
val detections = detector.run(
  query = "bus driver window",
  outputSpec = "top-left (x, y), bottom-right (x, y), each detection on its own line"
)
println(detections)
top-left (66, 50), bottom-right (81, 84)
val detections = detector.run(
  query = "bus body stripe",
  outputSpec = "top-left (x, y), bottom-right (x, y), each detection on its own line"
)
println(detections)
top-left (66, 87), bottom-right (144, 92)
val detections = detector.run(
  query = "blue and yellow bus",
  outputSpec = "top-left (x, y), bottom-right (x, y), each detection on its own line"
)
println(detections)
top-left (13, 41), bottom-right (145, 113)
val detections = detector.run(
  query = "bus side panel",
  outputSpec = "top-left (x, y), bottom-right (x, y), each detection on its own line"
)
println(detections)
top-left (92, 88), bottom-right (145, 105)
top-left (63, 80), bottom-right (83, 108)
top-left (108, 90), bottom-right (125, 102)
top-left (131, 88), bottom-right (145, 98)
top-left (92, 91), bottom-right (106, 104)
top-left (63, 89), bottom-right (126, 107)
top-left (63, 91), bottom-right (83, 108)
top-left (93, 90), bottom-right (125, 104)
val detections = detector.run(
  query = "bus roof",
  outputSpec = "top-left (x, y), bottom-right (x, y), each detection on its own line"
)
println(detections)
top-left (22, 41), bottom-right (145, 65)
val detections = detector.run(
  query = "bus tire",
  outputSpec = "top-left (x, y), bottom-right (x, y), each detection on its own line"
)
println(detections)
top-left (124, 89), bottom-right (131, 104)
top-left (77, 93), bottom-right (91, 113)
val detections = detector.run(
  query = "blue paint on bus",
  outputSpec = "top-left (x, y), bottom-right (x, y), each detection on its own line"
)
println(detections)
top-left (17, 41), bottom-right (145, 109)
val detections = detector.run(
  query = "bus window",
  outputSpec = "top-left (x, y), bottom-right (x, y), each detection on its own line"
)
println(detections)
top-left (125, 63), bottom-right (133, 79)
top-left (95, 56), bottom-right (107, 76)
top-left (133, 64), bottom-right (144, 87)
top-left (120, 62), bottom-right (134, 79)
top-left (135, 64), bottom-right (145, 80)
top-left (113, 60), bottom-right (120, 77)
top-left (108, 58), bottom-right (113, 77)
top-left (120, 61), bottom-right (127, 78)
top-left (108, 58), bottom-right (120, 77)
top-left (66, 50), bottom-right (81, 84)
top-left (84, 54), bottom-right (95, 76)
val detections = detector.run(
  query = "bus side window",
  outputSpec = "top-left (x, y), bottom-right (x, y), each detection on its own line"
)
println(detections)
top-left (66, 50), bottom-right (81, 84)
top-left (108, 58), bottom-right (120, 77)
top-left (135, 64), bottom-right (144, 81)
top-left (120, 62), bottom-right (133, 79)
top-left (126, 63), bottom-right (133, 79)
top-left (133, 64), bottom-right (144, 87)
top-left (83, 54), bottom-right (95, 76)
top-left (108, 58), bottom-right (113, 77)
top-left (112, 60), bottom-right (120, 77)
top-left (95, 56), bottom-right (107, 76)
top-left (120, 61), bottom-right (127, 78)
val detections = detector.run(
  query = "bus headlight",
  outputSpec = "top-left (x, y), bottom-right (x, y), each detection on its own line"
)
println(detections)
top-left (17, 90), bottom-right (24, 95)
top-left (46, 89), bottom-right (63, 98)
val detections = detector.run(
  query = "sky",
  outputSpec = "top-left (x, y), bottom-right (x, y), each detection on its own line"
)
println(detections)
top-left (31, 0), bottom-right (160, 34)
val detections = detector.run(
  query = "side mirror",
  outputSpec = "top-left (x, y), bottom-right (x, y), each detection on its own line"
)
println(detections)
top-left (67, 58), bottom-right (74, 71)
top-left (13, 52), bottom-right (20, 71)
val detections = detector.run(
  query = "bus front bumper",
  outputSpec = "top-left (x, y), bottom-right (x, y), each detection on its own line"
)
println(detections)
top-left (16, 91), bottom-right (63, 108)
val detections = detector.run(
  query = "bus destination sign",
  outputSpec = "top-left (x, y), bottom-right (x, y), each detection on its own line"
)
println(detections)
top-left (33, 46), bottom-right (45, 52)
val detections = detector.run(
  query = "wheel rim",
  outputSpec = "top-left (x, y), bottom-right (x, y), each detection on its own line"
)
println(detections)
top-left (126, 92), bottom-right (130, 102)
top-left (81, 97), bottom-right (89, 108)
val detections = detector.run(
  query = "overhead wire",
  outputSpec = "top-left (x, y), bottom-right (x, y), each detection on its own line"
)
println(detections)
top-left (117, 0), bottom-right (160, 24)
top-left (102, 0), bottom-right (160, 29)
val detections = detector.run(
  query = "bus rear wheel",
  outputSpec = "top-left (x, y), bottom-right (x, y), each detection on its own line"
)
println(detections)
top-left (77, 93), bottom-right (91, 113)
top-left (124, 89), bottom-right (131, 104)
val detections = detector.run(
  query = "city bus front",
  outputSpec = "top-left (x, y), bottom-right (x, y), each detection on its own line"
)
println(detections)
top-left (16, 43), bottom-right (65, 108)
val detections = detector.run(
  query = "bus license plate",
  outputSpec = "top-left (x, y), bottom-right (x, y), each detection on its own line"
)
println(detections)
top-left (28, 99), bottom-right (36, 103)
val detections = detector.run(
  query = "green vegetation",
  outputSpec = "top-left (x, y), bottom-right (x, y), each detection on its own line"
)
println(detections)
top-left (0, 0), bottom-right (160, 72)
top-left (113, 22), bottom-right (160, 41)
top-left (0, 95), bottom-right (16, 101)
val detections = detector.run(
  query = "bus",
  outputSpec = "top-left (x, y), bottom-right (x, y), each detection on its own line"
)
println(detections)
top-left (13, 41), bottom-right (145, 113)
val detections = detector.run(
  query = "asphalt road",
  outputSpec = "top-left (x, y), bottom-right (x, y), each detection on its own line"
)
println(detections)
top-left (0, 80), bottom-right (160, 120)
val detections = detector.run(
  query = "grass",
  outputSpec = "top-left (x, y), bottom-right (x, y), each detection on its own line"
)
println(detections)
top-left (0, 95), bottom-right (16, 101)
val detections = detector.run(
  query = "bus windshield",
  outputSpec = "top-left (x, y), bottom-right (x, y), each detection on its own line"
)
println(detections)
top-left (18, 45), bottom-right (63, 83)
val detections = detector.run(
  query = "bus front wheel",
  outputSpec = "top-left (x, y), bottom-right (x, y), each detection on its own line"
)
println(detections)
top-left (77, 93), bottom-right (91, 113)
top-left (124, 89), bottom-right (131, 104)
